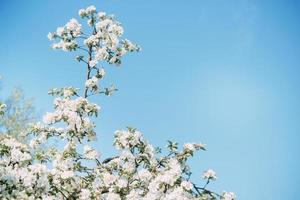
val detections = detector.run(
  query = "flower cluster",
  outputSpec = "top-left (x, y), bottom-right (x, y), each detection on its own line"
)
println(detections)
top-left (202, 169), bottom-right (217, 181)
top-left (28, 88), bottom-right (100, 150)
top-left (0, 5), bottom-right (235, 200)
top-left (48, 18), bottom-right (82, 51)
top-left (49, 5), bottom-right (139, 65)
top-left (48, 5), bottom-right (140, 98)
top-left (0, 128), bottom-right (235, 199)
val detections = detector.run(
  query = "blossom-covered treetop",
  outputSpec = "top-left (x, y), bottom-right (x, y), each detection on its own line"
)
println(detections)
top-left (0, 5), bottom-right (236, 200)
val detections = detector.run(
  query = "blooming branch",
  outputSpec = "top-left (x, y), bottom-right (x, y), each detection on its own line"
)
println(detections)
top-left (0, 5), bottom-right (235, 200)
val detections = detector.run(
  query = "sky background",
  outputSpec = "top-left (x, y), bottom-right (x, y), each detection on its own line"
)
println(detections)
top-left (1, 0), bottom-right (300, 199)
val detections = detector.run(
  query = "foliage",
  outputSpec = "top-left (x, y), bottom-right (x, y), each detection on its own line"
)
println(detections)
top-left (0, 83), bottom-right (35, 142)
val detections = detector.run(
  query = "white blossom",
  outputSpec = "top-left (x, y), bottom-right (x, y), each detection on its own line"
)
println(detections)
top-left (98, 68), bottom-right (105, 78)
top-left (65, 18), bottom-right (82, 36)
top-left (181, 180), bottom-right (193, 191)
top-left (47, 32), bottom-right (55, 40)
top-left (78, 9), bottom-right (86, 17)
top-left (79, 189), bottom-right (91, 200)
top-left (184, 143), bottom-right (195, 152)
top-left (86, 5), bottom-right (96, 14)
top-left (56, 27), bottom-right (65, 36)
top-left (107, 192), bottom-right (121, 200)
top-left (83, 145), bottom-right (99, 159)
top-left (98, 11), bottom-right (106, 19)
top-left (89, 59), bottom-right (98, 67)
top-left (203, 169), bottom-right (217, 180)
top-left (84, 35), bottom-right (99, 46)
top-left (95, 47), bottom-right (109, 61)
top-left (222, 191), bottom-right (236, 200)
top-left (85, 76), bottom-right (98, 88)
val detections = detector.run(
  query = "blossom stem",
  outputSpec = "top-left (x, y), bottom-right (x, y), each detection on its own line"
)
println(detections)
top-left (84, 47), bottom-right (93, 98)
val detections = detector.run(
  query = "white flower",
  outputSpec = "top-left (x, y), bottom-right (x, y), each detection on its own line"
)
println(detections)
top-left (52, 41), bottom-right (63, 49)
top-left (222, 191), bottom-right (236, 200)
top-left (184, 143), bottom-right (195, 152)
top-left (102, 172), bottom-right (117, 185)
top-left (79, 9), bottom-right (86, 17)
top-left (98, 11), bottom-right (106, 19)
top-left (60, 170), bottom-right (74, 179)
top-left (98, 68), bottom-right (106, 78)
top-left (63, 88), bottom-right (74, 98)
top-left (83, 145), bottom-right (99, 160)
top-left (84, 35), bottom-right (99, 46)
top-left (89, 59), bottom-right (98, 67)
top-left (202, 169), bottom-right (217, 180)
top-left (10, 148), bottom-right (31, 162)
top-left (65, 18), bottom-right (82, 36)
top-left (41, 195), bottom-right (55, 200)
top-left (43, 112), bottom-right (56, 124)
top-left (123, 39), bottom-right (138, 51)
top-left (126, 190), bottom-right (141, 200)
top-left (138, 169), bottom-right (152, 181)
top-left (95, 18), bottom-right (113, 30)
top-left (51, 40), bottom-right (77, 51)
top-left (116, 178), bottom-right (128, 188)
top-left (79, 189), bottom-right (91, 200)
top-left (95, 47), bottom-right (109, 61)
top-left (107, 192), bottom-right (121, 200)
top-left (194, 143), bottom-right (206, 150)
top-left (85, 76), bottom-right (98, 88)
top-left (47, 32), bottom-right (55, 40)
top-left (29, 139), bottom-right (38, 149)
top-left (181, 180), bottom-right (193, 190)
top-left (87, 19), bottom-right (93, 26)
top-left (56, 27), bottom-right (64, 36)
top-left (86, 5), bottom-right (96, 14)
top-left (108, 24), bottom-right (124, 36)
top-left (109, 56), bottom-right (119, 64)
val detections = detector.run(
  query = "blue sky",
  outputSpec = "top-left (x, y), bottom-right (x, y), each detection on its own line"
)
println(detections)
top-left (1, 0), bottom-right (300, 199)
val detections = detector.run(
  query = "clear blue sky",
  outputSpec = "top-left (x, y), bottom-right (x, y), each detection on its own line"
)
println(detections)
top-left (1, 0), bottom-right (300, 199)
